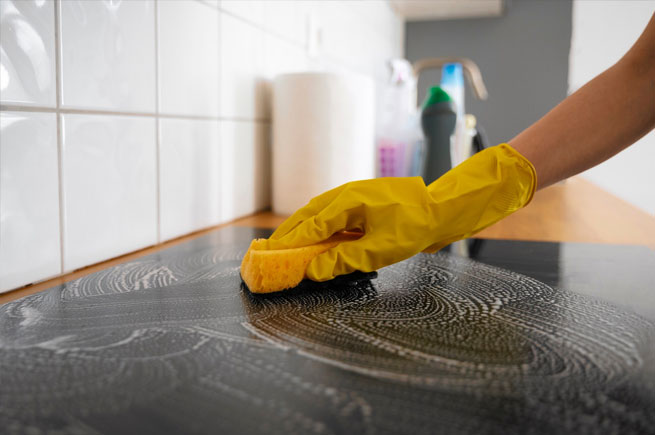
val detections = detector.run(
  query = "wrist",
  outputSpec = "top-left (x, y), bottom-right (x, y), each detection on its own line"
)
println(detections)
top-left (423, 143), bottom-right (538, 245)
top-left (498, 143), bottom-right (538, 207)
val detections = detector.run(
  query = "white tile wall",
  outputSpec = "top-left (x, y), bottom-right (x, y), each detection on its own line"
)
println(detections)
top-left (219, 12), bottom-right (265, 119)
top-left (221, 0), bottom-right (264, 27)
top-left (264, 33), bottom-right (307, 80)
top-left (159, 118), bottom-right (220, 241)
top-left (199, 1), bottom-right (220, 9)
top-left (220, 120), bottom-right (270, 222)
top-left (0, 0), bottom-right (403, 292)
top-left (158, 0), bottom-right (219, 117)
top-left (59, 0), bottom-right (156, 112)
top-left (0, 112), bottom-right (60, 292)
top-left (262, 33), bottom-right (307, 118)
top-left (61, 114), bottom-right (158, 272)
top-left (0, 0), bottom-right (56, 107)
top-left (262, 1), bottom-right (305, 45)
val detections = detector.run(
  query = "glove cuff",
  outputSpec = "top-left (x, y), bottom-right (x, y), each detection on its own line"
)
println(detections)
top-left (423, 143), bottom-right (539, 250)
top-left (498, 143), bottom-right (538, 207)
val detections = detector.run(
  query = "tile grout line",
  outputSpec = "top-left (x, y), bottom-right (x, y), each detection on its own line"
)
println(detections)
top-left (154, 0), bottom-right (161, 244)
top-left (0, 104), bottom-right (271, 123)
top-left (202, 0), bottom-right (306, 51)
top-left (221, 10), bottom-right (305, 52)
top-left (54, 0), bottom-right (66, 275)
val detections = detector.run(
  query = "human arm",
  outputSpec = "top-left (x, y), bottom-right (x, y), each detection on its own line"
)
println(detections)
top-left (510, 13), bottom-right (655, 189)
top-left (266, 144), bottom-right (535, 281)
top-left (264, 14), bottom-right (655, 282)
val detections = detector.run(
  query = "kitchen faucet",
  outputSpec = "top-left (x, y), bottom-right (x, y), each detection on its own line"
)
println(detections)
top-left (412, 57), bottom-right (489, 105)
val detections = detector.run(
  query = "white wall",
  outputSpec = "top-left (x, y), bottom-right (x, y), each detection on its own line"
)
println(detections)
top-left (0, 0), bottom-right (404, 292)
top-left (569, 0), bottom-right (655, 215)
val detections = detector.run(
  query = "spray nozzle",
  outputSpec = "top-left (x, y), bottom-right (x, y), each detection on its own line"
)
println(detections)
top-left (388, 58), bottom-right (414, 86)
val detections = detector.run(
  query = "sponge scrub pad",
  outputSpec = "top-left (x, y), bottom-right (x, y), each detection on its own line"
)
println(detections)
top-left (240, 232), bottom-right (361, 294)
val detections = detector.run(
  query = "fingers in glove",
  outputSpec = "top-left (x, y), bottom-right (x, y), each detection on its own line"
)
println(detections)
top-left (267, 210), bottom-right (349, 250)
top-left (269, 203), bottom-right (318, 241)
top-left (305, 238), bottom-right (364, 281)
top-left (269, 183), bottom-right (349, 241)
top-left (305, 235), bottom-right (415, 282)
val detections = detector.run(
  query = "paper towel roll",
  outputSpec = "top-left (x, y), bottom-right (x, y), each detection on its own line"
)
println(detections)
top-left (272, 72), bottom-right (375, 215)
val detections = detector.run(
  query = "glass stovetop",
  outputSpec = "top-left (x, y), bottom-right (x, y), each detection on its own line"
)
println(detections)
top-left (462, 237), bottom-right (655, 320)
top-left (1, 226), bottom-right (653, 434)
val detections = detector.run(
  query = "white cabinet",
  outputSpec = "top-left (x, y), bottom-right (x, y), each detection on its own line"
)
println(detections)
top-left (390, 0), bottom-right (504, 21)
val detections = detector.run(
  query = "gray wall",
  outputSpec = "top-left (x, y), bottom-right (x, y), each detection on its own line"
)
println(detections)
top-left (406, 0), bottom-right (572, 146)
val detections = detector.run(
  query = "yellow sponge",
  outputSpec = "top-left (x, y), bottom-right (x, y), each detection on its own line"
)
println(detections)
top-left (240, 232), bottom-right (361, 294)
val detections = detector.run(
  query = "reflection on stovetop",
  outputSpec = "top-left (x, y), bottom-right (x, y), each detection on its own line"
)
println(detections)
top-left (463, 238), bottom-right (655, 320)
top-left (1, 227), bottom-right (654, 434)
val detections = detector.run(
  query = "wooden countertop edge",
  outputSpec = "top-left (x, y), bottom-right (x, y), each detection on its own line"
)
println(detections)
top-left (2, 177), bottom-right (653, 305)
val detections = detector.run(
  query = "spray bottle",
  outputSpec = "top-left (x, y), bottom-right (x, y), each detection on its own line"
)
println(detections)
top-left (440, 63), bottom-right (467, 167)
top-left (376, 59), bottom-right (425, 177)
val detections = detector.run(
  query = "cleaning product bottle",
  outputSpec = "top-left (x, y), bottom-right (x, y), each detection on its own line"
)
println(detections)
top-left (421, 84), bottom-right (470, 258)
top-left (406, 115), bottom-right (426, 177)
top-left (421, 86), bottom-right (457, 184)
top-left (376, 59), bottom-right (424, 177)
top-left (440, 63), bottom-right (466, 167)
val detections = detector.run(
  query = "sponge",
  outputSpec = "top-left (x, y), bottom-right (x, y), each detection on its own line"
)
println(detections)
top-left (240, 232), bottom-right (361, 294)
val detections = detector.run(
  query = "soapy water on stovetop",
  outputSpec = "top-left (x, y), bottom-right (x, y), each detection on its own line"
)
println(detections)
top-left (1, 238), bottom-right (654, 433)
top-left (244, 253), bottom-right (652, 395)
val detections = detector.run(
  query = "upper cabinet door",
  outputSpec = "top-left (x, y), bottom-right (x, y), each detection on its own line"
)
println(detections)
top-left (390, 0), bottom-right (504, 21)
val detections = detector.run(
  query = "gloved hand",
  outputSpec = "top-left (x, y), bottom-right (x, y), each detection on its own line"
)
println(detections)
top-left (266, 143), bottom-right (537, 282)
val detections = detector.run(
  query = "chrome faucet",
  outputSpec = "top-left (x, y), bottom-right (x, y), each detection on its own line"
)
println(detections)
top-left (412, 57), bottom-right (488, 103)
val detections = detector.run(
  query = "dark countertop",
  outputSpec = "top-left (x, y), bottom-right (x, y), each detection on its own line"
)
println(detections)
top-left (1, 227), bottom-right (654, 434)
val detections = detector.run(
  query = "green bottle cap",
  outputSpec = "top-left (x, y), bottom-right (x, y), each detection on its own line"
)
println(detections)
top-left (421, 86), bottom-right (452, 109)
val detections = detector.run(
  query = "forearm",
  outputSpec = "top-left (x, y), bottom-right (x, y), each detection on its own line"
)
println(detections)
top-left (509, 14), bottom-right (655, 189)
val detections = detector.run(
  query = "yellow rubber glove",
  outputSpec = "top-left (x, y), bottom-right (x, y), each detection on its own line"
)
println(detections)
top-left (267, 143), bottom-right (537, 282)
